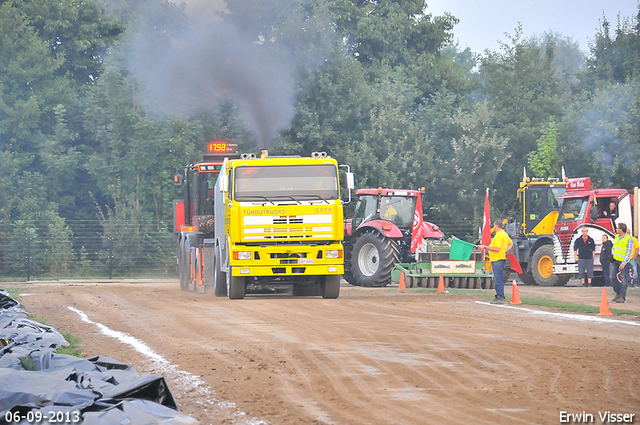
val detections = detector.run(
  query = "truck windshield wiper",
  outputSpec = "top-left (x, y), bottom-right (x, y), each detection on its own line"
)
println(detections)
top-left (296, 194), bottom-right (331, 204)
top-left (238, 195), bottom-right (275, 205)
top-left (269, 195), bottom-right (302, 204)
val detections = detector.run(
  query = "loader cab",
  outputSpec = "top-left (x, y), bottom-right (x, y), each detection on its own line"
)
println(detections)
top-left (518, 180), bottom-right (565, 235)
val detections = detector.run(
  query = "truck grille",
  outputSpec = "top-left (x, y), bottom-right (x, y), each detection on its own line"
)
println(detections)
top-left (243, 214), bottom-right (334, 241)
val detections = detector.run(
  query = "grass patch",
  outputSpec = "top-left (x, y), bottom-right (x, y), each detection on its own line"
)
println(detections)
top-left (56, 332), bottom-right (84, 357)
top-left (2, 287), bottom-right (22, 300)
top-left (516, 296), bottom-right (639, 316)
top-left (28, 316), bottom-right (85, 358)
top-left (393, 287), bottom-right (640, 316)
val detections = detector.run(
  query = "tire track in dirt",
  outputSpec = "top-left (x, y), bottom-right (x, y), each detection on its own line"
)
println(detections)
top-left (11, 282), bottom-right (640, 425)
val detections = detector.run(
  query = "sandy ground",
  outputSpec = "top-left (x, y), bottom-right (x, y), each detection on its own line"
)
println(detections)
top-left (4, 279), bottom-right (640, 425)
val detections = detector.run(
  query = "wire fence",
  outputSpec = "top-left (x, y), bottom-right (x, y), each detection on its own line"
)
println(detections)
top-left (0, 215), bottom-right (477, 282)
top-left (0, 220), bottom-right (177, 281)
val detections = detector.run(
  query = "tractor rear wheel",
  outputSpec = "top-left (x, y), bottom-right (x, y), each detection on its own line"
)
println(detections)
top-left (350, 231), bottom-right (400, 287)
top-left (531, 245), bottom-right (571, 287)
top-left (343, 269), bottom-right (358, 286)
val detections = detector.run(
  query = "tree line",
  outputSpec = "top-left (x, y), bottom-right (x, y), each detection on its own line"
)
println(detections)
top-left (0, 0), bottom-right (638, 278)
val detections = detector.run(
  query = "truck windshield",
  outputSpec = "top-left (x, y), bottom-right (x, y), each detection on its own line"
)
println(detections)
top-left (196, 172), bottom-right (218, 215)
top-left (558, 196), bottom-right (589, 222)
top-left (234, 164), bottom-right (339, 202)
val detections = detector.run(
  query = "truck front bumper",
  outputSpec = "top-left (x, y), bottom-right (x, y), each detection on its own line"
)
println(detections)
top-left (553, 263), bottom-right (578, 274)
top-left (230, 243), bottom-right (344, 277)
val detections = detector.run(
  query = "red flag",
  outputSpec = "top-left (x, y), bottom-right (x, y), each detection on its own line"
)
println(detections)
top-left (410, 192), bottom-right (424, 253)
top-left (481, 189), bottom-right (491, 246)
top-left (506, 253), bottom-right (523, 274)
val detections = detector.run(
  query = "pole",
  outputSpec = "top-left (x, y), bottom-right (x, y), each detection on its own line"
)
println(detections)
top-left (108, 230), bottom-right (114, 280)
top-left (26, 237), bottom-right (31, 282)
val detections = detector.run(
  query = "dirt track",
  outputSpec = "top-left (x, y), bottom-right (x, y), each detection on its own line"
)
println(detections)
top-left (6, 280), bottom-right (640, 425)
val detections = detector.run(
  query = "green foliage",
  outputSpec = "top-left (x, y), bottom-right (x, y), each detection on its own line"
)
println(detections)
top-left (56, 332), bottom-right (84, 358)
top-left (583, 7), bottom-right (640, 88)
top-left (93, 183), bottom-right (175, 276)
top-left (0, 0), bottom-right (639, 278)
top-left (41, 211), bottom-right (76, 276)
top-left (527, 120), bottom-right (560, 179)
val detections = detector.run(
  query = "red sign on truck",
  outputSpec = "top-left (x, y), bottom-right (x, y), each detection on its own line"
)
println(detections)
top-left (566, 177), bottom-right (591, 191)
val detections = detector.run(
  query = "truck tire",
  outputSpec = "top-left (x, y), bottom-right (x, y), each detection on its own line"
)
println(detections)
top-left (350, 231), bottom-right (400, 287)
top-left (178, 239), bottom-right (189, 291)
top-left (227, 267), bottom-right (246, 299)
top-left (213, 245), bottom-right (227, 297)
top-left (321, 275), bottom-right (340, 299)
top-left (178, 239), bottom-right (189, 290)
top-left (531, 245), bottom-right (571, 287)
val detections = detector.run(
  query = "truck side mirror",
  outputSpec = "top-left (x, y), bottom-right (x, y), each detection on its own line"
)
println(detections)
top-left (173, 175), bottom-right (183, 186)
top-left (219, 174), bottom-right (228, 193)
top-left (590, 205), bottom-right (598, 222)
top-left (346, 172), bottom-right (355, 190)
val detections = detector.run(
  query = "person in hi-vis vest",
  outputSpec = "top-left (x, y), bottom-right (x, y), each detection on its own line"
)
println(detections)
top-left (610, 222), bottom-right (634, 303)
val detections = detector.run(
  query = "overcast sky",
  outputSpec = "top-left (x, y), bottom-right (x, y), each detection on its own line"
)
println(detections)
top-left (180, 0), bottom-right (637, 55)
top-left (427, 0), bottom-right (638, 55)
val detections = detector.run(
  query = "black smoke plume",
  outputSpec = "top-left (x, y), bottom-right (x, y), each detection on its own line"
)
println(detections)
top-left (126, 1), bottom-right (296, 148)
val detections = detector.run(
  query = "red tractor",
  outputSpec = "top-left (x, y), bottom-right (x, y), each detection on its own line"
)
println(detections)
top-left (343, 188), bottom-right (444, 287)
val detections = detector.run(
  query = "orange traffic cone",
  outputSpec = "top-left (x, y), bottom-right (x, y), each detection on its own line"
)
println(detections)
top-left (597, 287), bottom-right (614, 316)
top-left (436, 274), bottom-right (446, 293)
top-left (510, 280), bottom-right (522, 305)
top-left (398, 271), bottom-right (406, 291)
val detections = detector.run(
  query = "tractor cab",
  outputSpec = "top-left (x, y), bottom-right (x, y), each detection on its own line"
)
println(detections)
top-left (352, 190), bottom-right (417, 231)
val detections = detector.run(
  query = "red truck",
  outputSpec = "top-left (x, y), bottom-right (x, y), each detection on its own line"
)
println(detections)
top-left (551, 177), bottom-right (637, 285)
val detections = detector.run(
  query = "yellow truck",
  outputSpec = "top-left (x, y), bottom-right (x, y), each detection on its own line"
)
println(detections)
top-left (211, 150), bottom-right (353, 299)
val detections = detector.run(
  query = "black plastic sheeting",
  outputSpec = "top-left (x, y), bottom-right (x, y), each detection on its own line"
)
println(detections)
top-left (0, 290), bottom-right (198, 424)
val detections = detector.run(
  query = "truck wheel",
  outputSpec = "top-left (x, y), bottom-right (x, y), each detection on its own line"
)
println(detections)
top-left (178, 239), bottom-right (189, 290)
top-left (350, 231), bottom-right (400, 287)
top-left (213, 245), bottom-right (227, 297)
top-left (531, 245), bottom-right (570, 286)
top-left (321, 275), bottom-right (340, 299)
top-left (227, 267), bottom-right (246, 299)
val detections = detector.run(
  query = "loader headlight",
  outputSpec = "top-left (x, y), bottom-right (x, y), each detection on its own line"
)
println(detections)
top-left (326, 250), bottom-right (342, 259)
top-left (234, 251), bottom-right (252, 260)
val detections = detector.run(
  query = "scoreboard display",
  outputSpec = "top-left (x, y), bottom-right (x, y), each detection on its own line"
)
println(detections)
top-left (203, 140), bottom-right (240, 160)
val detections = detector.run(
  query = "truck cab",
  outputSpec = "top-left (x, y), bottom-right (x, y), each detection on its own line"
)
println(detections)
top-left (552, 177), bottom-right (633, 284)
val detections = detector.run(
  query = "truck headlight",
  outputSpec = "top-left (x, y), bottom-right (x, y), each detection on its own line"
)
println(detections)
top-left (326, 250), bottom-right (342, 259)
top-left (234, 251), bottom-right (252, 260)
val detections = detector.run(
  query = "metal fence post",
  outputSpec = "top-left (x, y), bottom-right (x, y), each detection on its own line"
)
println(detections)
top-left (26, 237), bottom-right (31, 282)
top-left (108, 231), bottom-right (114, 280)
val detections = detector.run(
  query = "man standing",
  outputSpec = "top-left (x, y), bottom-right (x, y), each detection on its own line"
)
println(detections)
top-left (626, 227), bottom-right (639, 287)
top-left (611, 222), bottom-right (634, 303)
top-left (478, 220), bottom-right (513, 304)
top-left (600, 234), bottom-right (613, 287)
top-left (574, 227), bottom-right (595, 287)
